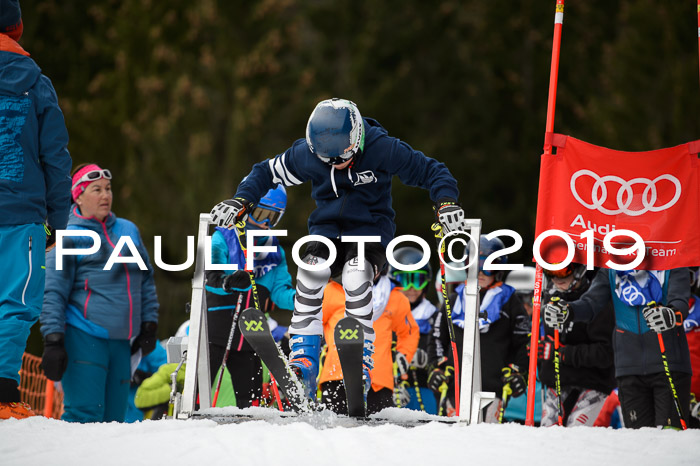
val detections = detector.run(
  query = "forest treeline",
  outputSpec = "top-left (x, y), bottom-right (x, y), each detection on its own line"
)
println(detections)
top-left (19, 0), bottom-right (700, 344)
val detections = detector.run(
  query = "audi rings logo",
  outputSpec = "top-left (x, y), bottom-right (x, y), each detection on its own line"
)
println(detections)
top-left (570, 170), bottom-right (682, 216)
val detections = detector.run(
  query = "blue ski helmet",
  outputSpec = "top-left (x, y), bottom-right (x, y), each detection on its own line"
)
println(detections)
top-left (249, 185), bottom-right (286, 228)
top-left (306, 98), bottom-right (365, 166)
top-left (479, 235), bottom-right (507, 278)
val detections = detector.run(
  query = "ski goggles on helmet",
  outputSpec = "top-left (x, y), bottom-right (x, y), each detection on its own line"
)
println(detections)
top-left (393, 270), bottom-right (430, 291)
top-left (71, 169), bottom-right (112, 191)
top-left (315, 150), bottom-right (357, 167)
top-left (543, 264), bottom-right (575, 279)
top-left (249, 206), bottom-right (284, 228)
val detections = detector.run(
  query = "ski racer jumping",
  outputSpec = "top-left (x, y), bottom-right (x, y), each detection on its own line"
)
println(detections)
top-left (209, 98), bottom-right (466, 401)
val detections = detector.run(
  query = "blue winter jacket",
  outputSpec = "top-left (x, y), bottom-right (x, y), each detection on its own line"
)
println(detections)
top-left (40, 206), bottom-right (159, 340)
top-left (0, 38), bottom-right (71, 229)
top-left (235, 118), bottom-right (460, 247)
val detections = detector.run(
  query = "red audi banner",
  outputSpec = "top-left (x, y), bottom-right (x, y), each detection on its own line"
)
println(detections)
top-left (535, 134), bottom-right (700, 270)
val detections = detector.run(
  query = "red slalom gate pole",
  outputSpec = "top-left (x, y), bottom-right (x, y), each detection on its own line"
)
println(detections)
top-left (525, 265), bottom-right (544, 426)
top-left (525, 0), bottom-right (565, 427)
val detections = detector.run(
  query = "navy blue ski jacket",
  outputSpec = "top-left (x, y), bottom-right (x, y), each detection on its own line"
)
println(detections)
top-left (235, 118), bottom-right (460, 246)
top-left (0, 38), bottom-right (71, 229)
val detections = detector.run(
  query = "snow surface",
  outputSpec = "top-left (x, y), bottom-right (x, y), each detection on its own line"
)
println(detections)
top-left (1, 407), bottom-right (698, 466)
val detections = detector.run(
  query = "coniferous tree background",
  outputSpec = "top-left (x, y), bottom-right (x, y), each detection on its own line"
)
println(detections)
top-left (21, 1), bottom-right (700, 352)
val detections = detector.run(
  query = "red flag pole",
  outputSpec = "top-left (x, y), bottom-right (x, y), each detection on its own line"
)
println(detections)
top-left (525, 0), bottom-right (565, 427)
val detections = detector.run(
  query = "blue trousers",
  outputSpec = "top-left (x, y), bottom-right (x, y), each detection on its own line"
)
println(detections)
top-left (0, 224), bottom-right (46, 386)
top-left (62, 325), bottom-right (131, 423)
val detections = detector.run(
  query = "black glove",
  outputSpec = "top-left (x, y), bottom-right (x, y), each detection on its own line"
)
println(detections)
top-left (210, 198), bottom-right (253, 228)
top-left (427, 357), bottom-right (453, 393)
top-left (434, 199), bottom-right (467, 234)
top-left (501, 364), bottom-right (526, 397)
top-left (131, 321), bottom-right (158, 356)
top-left (543, 297), bottom-right (572, 330)
top-left (41, 333), bottom-right (68, 382)
top-left (537, 335), bottom-right (564, 362)
top-left (45, 223), bottom-right (56, 251)
top-left (642, 302), bottom-right (682, 333)
top-left (222, 269), bottom-right (251, 293)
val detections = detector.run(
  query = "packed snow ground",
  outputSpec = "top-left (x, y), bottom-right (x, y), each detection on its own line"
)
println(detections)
top-left (2, 407), bottom-right (698, 466)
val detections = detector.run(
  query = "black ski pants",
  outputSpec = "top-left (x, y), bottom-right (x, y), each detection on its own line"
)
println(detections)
top-left (617, 371), bottom-right (691, 429)
top-left (320, 380), bottom-right (394, 415)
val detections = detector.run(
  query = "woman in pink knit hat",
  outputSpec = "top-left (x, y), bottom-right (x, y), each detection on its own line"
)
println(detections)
top-left (39, 163), bottom-right (161, 423)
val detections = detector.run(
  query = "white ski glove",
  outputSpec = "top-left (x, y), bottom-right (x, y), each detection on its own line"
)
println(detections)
top-left (395, 380), bottom-right (411, 407)
top-left (543, 297), bottom-right (571, 330)
top-left (210, 198), bottom-right (252, 228)
top-left (642, 302), bottom-right (682, 333)
top-left (411, 348), bottom-right (428, 369)
top-left (395, 352), bottom-right (410, 381)
top-left (435, 199), bottom-right (467, 234)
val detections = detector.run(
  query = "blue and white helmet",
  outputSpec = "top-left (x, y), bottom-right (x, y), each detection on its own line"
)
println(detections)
top-left (306, 98), bottom-right (365, 165)
top-left (249, 185), bottom-right (287, 228)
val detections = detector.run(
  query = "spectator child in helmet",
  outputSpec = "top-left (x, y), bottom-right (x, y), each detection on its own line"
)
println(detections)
top-left (428, 235), bottom-right (530, 420)
top-left (538, 263), bottom-right (616, 427)
top-left (390, 247), bottom-right (440, 412)
top-left (204, 185), bottom-right (295, 407)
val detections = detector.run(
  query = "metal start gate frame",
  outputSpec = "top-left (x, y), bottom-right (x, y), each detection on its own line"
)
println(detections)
top-left (173, 214), bottom-right (493, 424)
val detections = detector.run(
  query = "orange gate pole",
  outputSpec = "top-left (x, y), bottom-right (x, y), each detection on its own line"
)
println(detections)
top-left (43, 380), bottom-right (55, 418)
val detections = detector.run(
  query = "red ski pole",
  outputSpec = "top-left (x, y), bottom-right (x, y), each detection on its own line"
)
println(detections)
top-left (527, 0), bottom-right (565, 427)
top-left (269, 374), bottom-right (284, 411)
top-left (212, 293), bottom-right (244, 407)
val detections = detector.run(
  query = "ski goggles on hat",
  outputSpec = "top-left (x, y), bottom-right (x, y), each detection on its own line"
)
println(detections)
top-left (393, 270), bottom-right (430, 291)
top-left (71, 169), bottom-right (112, 191)
top-left (543, 264), bottom-right (575, 279)
top-left (249, 206), bottom-right (284, 228)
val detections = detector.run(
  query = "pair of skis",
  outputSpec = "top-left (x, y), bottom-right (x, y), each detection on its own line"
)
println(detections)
top-left (239, 307), bottom-right (367, 417)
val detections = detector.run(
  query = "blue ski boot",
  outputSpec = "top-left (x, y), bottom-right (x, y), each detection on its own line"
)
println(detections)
top-left (362, 340), bottom-right (375, 403)
top-left (289, 334), bottom-right (321, 399)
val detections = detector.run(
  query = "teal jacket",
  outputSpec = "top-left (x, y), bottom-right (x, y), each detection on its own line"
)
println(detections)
top-left (204, 228), bottom-right (295, 347)
top-left (569, 268), bottom-right (690, 377)
top-left (41, 206), bottom-right (159, 339)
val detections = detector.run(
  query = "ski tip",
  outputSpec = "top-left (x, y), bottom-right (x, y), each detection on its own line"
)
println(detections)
top-left (336, 316), bottom-right (362, 327)
top-left (334, 317), bottom-right (364, 341)
top-left (239, 307), bottom-right (267, 333)
top-left (240, 307), bottom-right (262, 318)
